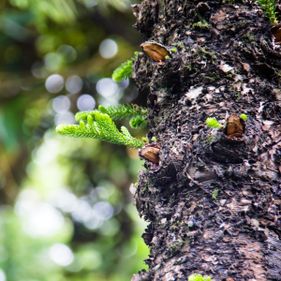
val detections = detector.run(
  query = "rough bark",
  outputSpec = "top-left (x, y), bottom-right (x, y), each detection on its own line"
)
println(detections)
top-left (131, 1), bottom-right (281, 280)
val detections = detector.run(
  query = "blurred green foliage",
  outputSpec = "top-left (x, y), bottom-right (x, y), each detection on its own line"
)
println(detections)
top-left (0, 0), bottom-right (148, 281)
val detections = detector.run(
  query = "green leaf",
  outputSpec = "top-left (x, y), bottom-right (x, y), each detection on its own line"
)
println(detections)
top-left (205, 117), bottom-right (223, 129)
top-left (239, 113), bottom-right (248, 121)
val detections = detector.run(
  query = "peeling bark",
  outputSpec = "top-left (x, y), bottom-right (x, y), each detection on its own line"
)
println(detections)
top-left (132, 0), bottom-right (281, 280)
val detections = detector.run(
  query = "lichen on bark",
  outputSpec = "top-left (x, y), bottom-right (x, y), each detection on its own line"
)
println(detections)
top-left (132, 0), bottom-right (281, 280)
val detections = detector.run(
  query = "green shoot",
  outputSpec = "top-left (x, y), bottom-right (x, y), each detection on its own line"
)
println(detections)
top-left (239, 113), bottom-right (248, 121)
top-left (56, 105), bottom-right (146, 148)
top-left (112, 52), bottom-right (139, 82)
top-left (205, 117), bottom-right (223, 129)
top-left (170, 47), bottom-right (177, 53)
top-left (211, 188), bottom-right (219, 200)
top-left (188, 274), bottom-right (212, 281)
top-left (257, 0), bottom-right (277, 24)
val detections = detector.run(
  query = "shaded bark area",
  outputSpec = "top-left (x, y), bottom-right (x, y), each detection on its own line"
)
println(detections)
top-left (132, 1), bottom-right (281, 280)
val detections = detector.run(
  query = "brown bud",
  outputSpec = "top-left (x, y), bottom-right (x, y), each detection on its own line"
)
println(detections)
top-left (225, 114), bottom-right (245, 138)
top-left (139, 143), bottom-right (160, 164)
top-left (140, 41), bottom-right (170, 62)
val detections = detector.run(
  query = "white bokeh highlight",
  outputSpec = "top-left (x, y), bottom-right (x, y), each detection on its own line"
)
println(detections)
top-left (0, 270), bottom-right (6, 281)
top-left (54, 112), bottom-right (75, 126)
top-left (45, 74), bottom-right (64, 93)
top-left (49, 243), bottom-right (74, 267)
top-left (15, 189), bottom-right (65, 238)
top-left (96, 78), bottom-right (119, 98)
top-left (52, 96), bottom-right (71, 113)
top-left (99, 39), bottom-right (118, 59)
top-left (65, 75), bottom-right (83, 94)
top-left (51, 188), bottom-right (114, 231)
top-left (77, 94), bottom-right (96, 111)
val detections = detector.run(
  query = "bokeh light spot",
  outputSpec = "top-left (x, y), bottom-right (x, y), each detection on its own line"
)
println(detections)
top-left (65, 75), bottom-right (83, 94)
top-left (51, 188), bottom-right (78, 213)
top-left (0, 270), bottom-right (6, 281)
top-left (119, 78), bottom-right (129, 88)
top-left (99, 39), bottom-right (118, 59)
top-left (15, 191), bottom-right (65, 238)
top-left (77, 94), bottom-right (96, 111)
top-left (45, 74), bottom-right (64, 93)
top-left (52, 96), bottom-right (71, 113)
top-left (49, 244), bottom-right (74, 267)
top-left (54, 112), bottom-right (75, 126)
top-left (93, 201), bottom-right (113, 220)
top-left (96, 78), bottom-right (119, 98)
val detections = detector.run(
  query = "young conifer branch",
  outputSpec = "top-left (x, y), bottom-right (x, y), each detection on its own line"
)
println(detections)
top-left (56, 110), bottom-right (144, 148)
top-left (99, 104), bottom-right (147, 129)
top-left (98, 104), bottom-right (147, 121)
top-left (75, 104), bottom-right (147, 129)
top-left (112, 52), bottom-right (139, 82)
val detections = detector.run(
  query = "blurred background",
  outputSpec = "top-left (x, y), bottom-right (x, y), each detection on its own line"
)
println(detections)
top-left (0, 1), bottom-right (149, 280)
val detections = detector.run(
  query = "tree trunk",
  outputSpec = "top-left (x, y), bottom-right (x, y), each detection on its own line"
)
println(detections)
top-left (131, 0), bottom-right (281, 280)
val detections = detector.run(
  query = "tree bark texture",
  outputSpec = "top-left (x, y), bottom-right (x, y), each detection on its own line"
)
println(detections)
top-left (132, 1), bottom-right (281, 280)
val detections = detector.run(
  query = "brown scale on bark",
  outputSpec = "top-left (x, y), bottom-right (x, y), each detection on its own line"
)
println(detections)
top-left (132, 1), bottom-right (281, 280)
